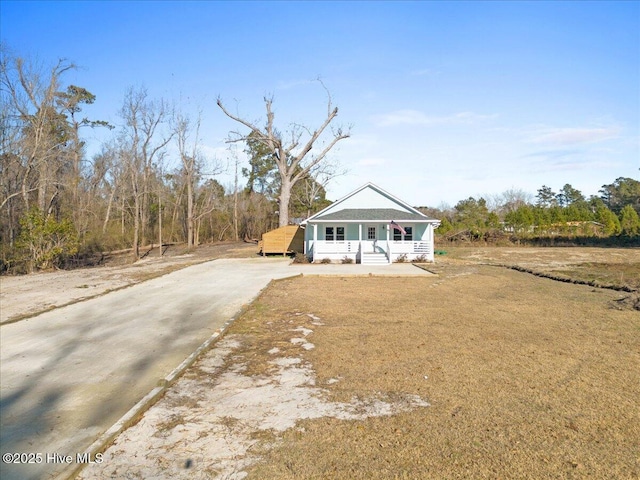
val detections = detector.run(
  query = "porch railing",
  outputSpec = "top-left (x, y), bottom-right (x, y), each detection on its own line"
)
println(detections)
top-left (313, 241), bottom-right (358, 254)
top-left (313, 240), bottom-right (431, 256)
top-left (388, 241), bottom-right (432, 255)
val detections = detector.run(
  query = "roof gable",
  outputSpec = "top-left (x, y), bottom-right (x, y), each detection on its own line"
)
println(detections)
top-left (315, 208), bottom-right (428, 222)
top-left (304, 182), bottom-right (436, 223)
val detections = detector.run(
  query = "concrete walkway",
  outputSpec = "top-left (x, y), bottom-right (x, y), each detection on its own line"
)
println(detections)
top-left (292, 261), bottom-right (433, 276)
top-left (0, 258), bottom-right (431, 479)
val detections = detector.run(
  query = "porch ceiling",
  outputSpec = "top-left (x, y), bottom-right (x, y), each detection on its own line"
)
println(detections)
top-left (311, 208), bottom-right (434, 222)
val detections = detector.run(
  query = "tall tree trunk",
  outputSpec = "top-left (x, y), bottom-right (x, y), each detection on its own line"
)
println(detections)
top-left (131, 175), bottom-right (140, 261)
top-left (121, 196), bottom-right (125, 237)
top-left (187, 173), bottom-right (194, 247)
top-left (102, 186), bottom-right (116, 234)
top-left (233, 158), bottom-right (239, 241)
top-left (38, 160), bottom-right (48, 215)
top-left (279, 177), bottom-right (291, 227)
top-left (132, 201), bottom-right (140, 261)
top-left (194, 218), bottom-right (200, 246)
top-left (158, 191), bottom-right (162, 257)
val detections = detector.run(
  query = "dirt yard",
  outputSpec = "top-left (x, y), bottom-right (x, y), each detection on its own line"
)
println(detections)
top-left (69, 246), bottom-right (640, 480)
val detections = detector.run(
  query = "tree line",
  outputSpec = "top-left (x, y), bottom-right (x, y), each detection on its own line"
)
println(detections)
top-left (427, 178), bottom-right (640, 242)
top-left (2, 49), bottom-right (637, 273)
top-left (1, 49), bottom-right (344, 273)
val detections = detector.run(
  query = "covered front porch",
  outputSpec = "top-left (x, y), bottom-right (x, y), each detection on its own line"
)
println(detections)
top-left (305, 222), bottom-right (436, 264)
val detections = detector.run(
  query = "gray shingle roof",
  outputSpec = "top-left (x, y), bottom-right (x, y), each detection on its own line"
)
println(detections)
top-left (313, 208), bottom-right (433, 221)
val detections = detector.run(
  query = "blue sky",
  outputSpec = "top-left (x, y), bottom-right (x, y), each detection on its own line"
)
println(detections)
top-left (2, 1), bottom-right (638, 207)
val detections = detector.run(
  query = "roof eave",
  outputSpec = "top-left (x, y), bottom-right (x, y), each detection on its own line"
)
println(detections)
top-left (306, 218), bottom-right (441, 223)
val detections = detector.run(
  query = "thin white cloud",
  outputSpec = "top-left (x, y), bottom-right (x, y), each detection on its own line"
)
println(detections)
top-left (523, 149), bottom-right (582, 159)
top-left (528, 126), bottom-right (621, 145)
top-left (371, 109), bottom-right (497, 127)
top-left (521, 143), bottom-right (625, 172)
top-left (528, 157), bottom-right (622, 172)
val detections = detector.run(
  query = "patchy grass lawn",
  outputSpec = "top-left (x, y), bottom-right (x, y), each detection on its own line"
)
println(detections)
top-left (234, 262), bottom-right (639, 479)
top-left (546, 262), bottom-right (640, 291)
top-left (78, 247), bottom-right (640, 479)
top-left (437, 246), bottom-right (640, 291)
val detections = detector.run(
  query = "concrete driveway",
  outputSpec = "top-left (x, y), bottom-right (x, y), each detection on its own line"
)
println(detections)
top-left (0, 257), bottom-right (430, 479)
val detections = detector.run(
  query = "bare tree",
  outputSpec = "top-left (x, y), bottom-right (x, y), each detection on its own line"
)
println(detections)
top-left (55, 85), bottom-right (111, 234)
top-left (496, 188), bottom-right (533, 215)
top-left (173, 109), bottom-right (222, 247)
top-left (0, 49), bottom-right (75, 215)
top-left (217, 84), bottom-right (350, 226)
top-left (118, 87), bottom-right (172, 260)
top-left (291, 158), bottom-right (345, 218)
top-left (88, 142), bottom-right (121, 236)
top-left (173, 111), bottom-right (199, 247)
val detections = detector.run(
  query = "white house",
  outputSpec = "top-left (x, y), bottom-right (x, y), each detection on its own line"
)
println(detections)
top-left (301, 182), bottom-right (441, 264)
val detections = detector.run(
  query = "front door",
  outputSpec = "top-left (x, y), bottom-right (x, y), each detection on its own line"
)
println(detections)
top-left (363, 224), bottom-right (381, 253)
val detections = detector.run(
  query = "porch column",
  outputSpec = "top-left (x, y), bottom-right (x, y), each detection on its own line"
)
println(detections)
top-left (358, 224), bottom-right (362, 256)
top-left (313, 224), bottom-right (317, 262)
top-left (429, 224), bottom-right (435, 261)
top-left (386, 223), bottom-right (391, 263)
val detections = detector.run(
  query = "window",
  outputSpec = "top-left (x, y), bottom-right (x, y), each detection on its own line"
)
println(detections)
top-left (393, 225), bottom-right (413, 241)
top-left (367, 226), bottom-right (376, 240)
top-left (325, 226), bottom-right (345, 242)
top-left (325, 226), bottom-right (334, 241)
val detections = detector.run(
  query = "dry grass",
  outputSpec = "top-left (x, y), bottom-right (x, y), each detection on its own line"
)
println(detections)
top-left (439, 246), bottom-right (640, 291)
top-left (224, 251), bottom-right (639, 479)
top-left (549, 262), bottom-right (640, 291)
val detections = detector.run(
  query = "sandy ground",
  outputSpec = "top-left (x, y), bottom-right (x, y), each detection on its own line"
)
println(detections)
top-left (78, 328), bottom-right (429, 480)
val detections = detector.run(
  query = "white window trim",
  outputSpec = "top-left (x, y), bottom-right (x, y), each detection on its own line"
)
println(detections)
top-left (325, 224), bottom-right (346, 242)
top-left (392, 224), bottom-right (414, 242)
top-left (366, 224), bottom-right (377, 240)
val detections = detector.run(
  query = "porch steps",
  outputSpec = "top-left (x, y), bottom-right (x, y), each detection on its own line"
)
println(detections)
top-left (361, 252), bottom-right (389, 265)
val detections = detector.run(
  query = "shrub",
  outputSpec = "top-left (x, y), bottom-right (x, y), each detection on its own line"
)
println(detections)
top-left (395, 254), bottom-right (408, 263)
top-left (320, 257), bottom-right (332, 264)
top-left (292, 252), bottom-right (309, 264)
top-left (17, 209), bottom-right (79, 272)
top-left (341, 256), bottom-right (354, 264)
top-left (412, 254), bottom-right (428, 263)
